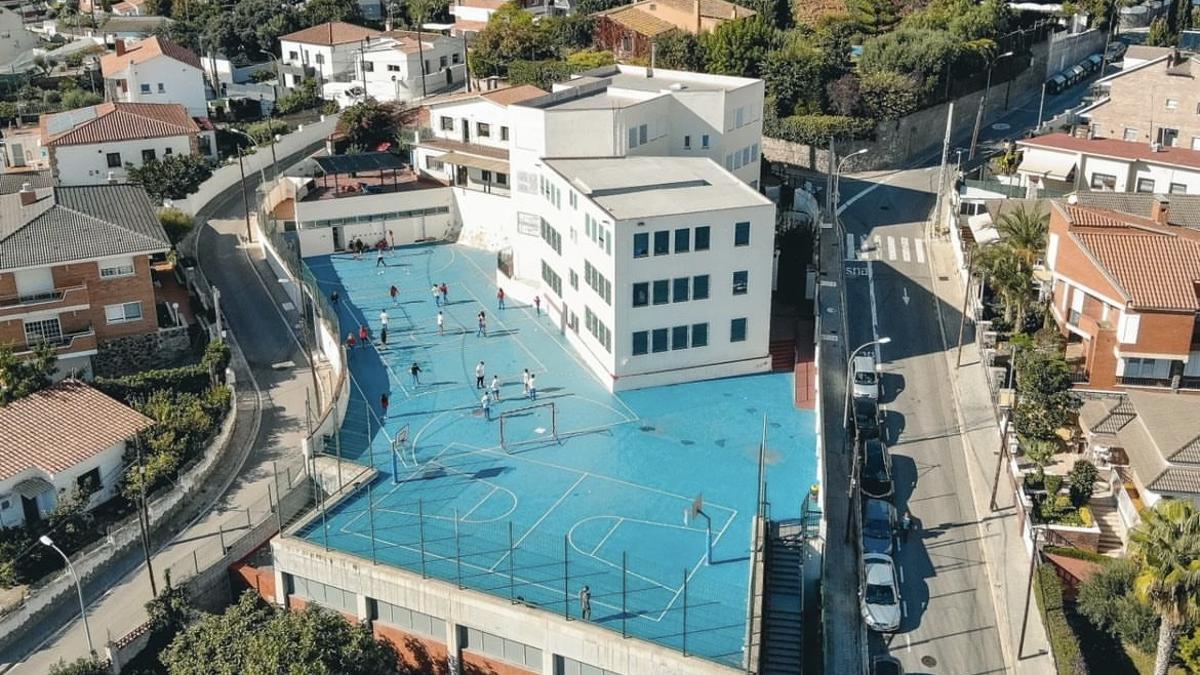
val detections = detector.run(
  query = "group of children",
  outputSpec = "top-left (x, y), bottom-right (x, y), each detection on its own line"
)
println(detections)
top-left (475, 363), bottom-right (539, 420)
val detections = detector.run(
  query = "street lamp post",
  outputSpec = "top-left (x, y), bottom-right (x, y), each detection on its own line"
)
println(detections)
top-left (833, 148), bottom-right (869, 254)
top-left (969, 51), bottom-right (1015, 160)
top-left (843, 337), bottom-right (890, 545)
top-left (39, 535), bottom-right (94, 655)
top-left (237, 149), bottom-right (253, 243)
top-left (843, 337), bottom-right (892, 430)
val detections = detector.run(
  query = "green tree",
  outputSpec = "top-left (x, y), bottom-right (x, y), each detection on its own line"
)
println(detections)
top-left (468, 3), bottom-right (556, 78)
top-left (1128, 499), bottom-right (1200, 675)
top-left (1078, 557), bottom-right (1161, 654)
top-left (1067, 459), bottom-right (1099, 507)
top-left (565, 48), bottom-right (615, 71)
top-left (702, 17), bottom-right (776, 78)
top-left (995, 202), bottom-right (1048, 267)
top-left (1022, 437), bottom-right (1056, 484)
top-left (858, 70), bottom-right (921, 120)
top-left (0, 341), bottom-right (58, 405)
top-left (760, 35), bottom-right (825, 115)
top-left (1013, 345), bottom-right (1078, 440)
top-left (543, 13), bottom-right (595, 50)
top-left (1179, 625), bottom-right (1200, 672)
top-left (848, 0), bottom-right (900, 35)
top-left (824, 73), bottom-right (861, 116)
top-left (163, 591), bottom-right (402, 675)
top-left (340, 99), bottom-right (396, 148)
top-left (1146, 17), bottom-right (1173, 46)
top-left (127, 154), bottom-right (213, 202)
top-left (147, 570), bottom-right (194, 639)
top-left (159, 207), bottom-right (194, 245)
top-left (305, 0), bottom-right (363, 24)
top-left (275, 78), bottom-right (322, 115)
top-left (652, 30), bottom-right (705, 71)
top-left (48, 656), bottom-right (109, 675)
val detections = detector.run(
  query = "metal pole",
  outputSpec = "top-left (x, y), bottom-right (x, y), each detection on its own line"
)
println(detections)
top-left (990, 412), bottom-right (1012, 511)
top-left (621, 552), bottom-right (628, 638)
top-left (367, 483), bottom-right (377, 565)
top-left (192, 549), bottom-right (199, 576)
top-left (1019, 528), bottom-right (1041, 656)
top-left (135, 439), bottom-right (158, 597)
top-left (508, 522), bottom-right (515, 603)
top-left (418, 499), bottom-right (427, 578)
top-left (955, 267), bottom-right (977, 368)
top-left (455, 508), bottom-right (462, 589)
top-left (968, 93), bottom-right (986, 161)
top-left (682, 569), bottom-right (689, 657)
top-left (45, 541), bottom-right (94, 655)
top-left (238, 149), bottom-right (252, 242)
top-left (932, 101), bottom-right (955, 239)
top-left (563, 536), bottom-right (570, 620)
top-left (218, 521), bottom-right (226, 552)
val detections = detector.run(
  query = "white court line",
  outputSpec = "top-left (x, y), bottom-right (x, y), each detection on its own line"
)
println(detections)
top-left (490, 473), bottom-right (589, 571)
top-left (461, 485), bottom-right (498, 521)
top-left (845, 233), bottom-right (855, 261)
top-left (900, 237), bottom-right (911, 263)
top-left (590, 517), bottom-right (624, 556)
top-left (654, 506), bottom-right (739, 621)
top-left (886, 236), bottom-right (897, 261)
top-left (873, 236), bottom-right (882, 261)
top-left (915, 239), bottom-right (926, 264)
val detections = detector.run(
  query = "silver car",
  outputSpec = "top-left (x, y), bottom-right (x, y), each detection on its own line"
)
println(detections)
top-left (861, 553), bottom-right (902, 632)
top-left (853, 354), bottom-right (879, 400)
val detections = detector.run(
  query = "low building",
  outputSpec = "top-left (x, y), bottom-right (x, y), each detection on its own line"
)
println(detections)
top-left (101, 36), bottom-right (208, 118)
top-left (0, 380), bottom-right (153, 528)
top-left (448, 0), bottom-right (568, 37)
top-left (594, 0), bottom-right (754, 60)
top-left (0, 183), bottom-right (172, 376)
top-left (1015, 133), bottom-right (1200, 196)
top-left (1080, 48), bottom-right (1199, 149)
top-left (95, 16), bottom-right (175, 43)
top-left (278, 21), bottom-right (381, 88)
top-left (1044, 198), bottom-right (1200, 391)
top-left (110, 0), bottom-right (149, 16)
top-left (323, 31), bottom-right (466, 107)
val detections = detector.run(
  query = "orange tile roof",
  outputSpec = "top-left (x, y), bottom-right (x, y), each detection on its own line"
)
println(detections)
top-left (1071, 226), bottom-right (1200, 310)
top-left (1064, 205), bottom-right (1163, 230)
top-left (601, 6), bottom-right (677, 37)
top-left (0, 380), bottom-right (153, 482)
top-left (1019, 132), bottom-right (1200, 171)
top-left (43, 102), bottom-right (200, 147)
top-left (481, 84), bottom-right (548, 105)
top-left (101, 36), bottom-right (202, 76)
top-left (280, 21), bottom-right (381, 45)
top-left (452, 18), bottom-right (489, 32)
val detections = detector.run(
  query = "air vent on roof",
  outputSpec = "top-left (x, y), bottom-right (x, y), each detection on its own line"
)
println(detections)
top-left (670, 83), bottom-right (686, 90)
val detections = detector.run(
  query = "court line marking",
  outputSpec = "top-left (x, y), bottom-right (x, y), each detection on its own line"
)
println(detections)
top-left (461, 486), bottom-right (498, 522)
top-left (901, 237), bottom-right (911, 263)
top-left (915, 239), bottom-right (927, 264)
top-left (490, 473), bottom-right (588, 572)
top-left (590, 516), bottom-right (624, 556)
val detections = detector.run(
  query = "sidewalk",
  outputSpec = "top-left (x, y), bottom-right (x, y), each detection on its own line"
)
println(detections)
top-left (927, 236), bottom-right (1055, 675)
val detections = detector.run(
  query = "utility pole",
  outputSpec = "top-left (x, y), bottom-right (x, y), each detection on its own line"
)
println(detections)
top-left (1035, 82), bottom-right (1047, 133)
top-left (237, 148), bottom-right (252, 242)
top-left (1019, 527), bottom-right (1043, 657)
top-left (359, 37), bottom-right (369, 105)
top-left (135, 437), bottom-right (158, 597)
top-left (931, 100), bottom-right (955, 240)
top-left (462, 34), bottom-right (471, 92)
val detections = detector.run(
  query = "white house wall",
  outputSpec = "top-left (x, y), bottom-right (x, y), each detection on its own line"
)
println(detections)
top-left (111, 56), bottom-right (208, 117)
top-left (0, 439), bottom-right (125, 528)
top-left (295, 188), bottom-right (454, 256)
top-left (53, 134), bottom-right (195, 185)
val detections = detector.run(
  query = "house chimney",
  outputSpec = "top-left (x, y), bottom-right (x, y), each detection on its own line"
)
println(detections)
top-left (115, 39), bottom-right (126, 56)
top-left (693, 0), bottom-right (701, 34)
top-left (1152, 194), bottom-right (1171, 225)
top-left (18, 182), bottom-right (35, 206)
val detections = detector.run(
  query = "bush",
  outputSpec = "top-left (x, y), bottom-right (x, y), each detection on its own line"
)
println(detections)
top-left (1044, 473), bottom-right (1063, 497)
top-left (159, 207), bottom-right (194, 245)
top-left (276, 78), bottom-right (321, 115)
top-left (858, 70), bottom-right (922, 120)
top-left (127, 154), bottom-right (214, 202)
top-left (1035, 565), bottom-right (1086, 674)
top-left (507, 59), bottom-right (573, 89)
top-left (48, 656), bottom-right (110, 675)
top-left (1068, 460), bottom-right (1098, 507)
top-left (1042, 545), bottom-right (1109, 565)
top-left (244, 119), bottom-right (290, 145)
top-left (766, 114), bottom-right (875, 145)
top-left (1077, 557), bottom-right (1160, 653)
top-left (94, 340), bottom-right (229, 402)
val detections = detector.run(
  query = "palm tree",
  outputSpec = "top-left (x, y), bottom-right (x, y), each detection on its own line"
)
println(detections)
top-left (404, 0), bottom-right (450, 98)
top-left (1129, 499), bottom-right (1200, 675)
top-left (995, 203), bottom-right (1048, 268)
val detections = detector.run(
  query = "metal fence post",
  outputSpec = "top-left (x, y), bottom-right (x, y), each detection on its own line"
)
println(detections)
top-left (192, 549), bottom-right (199, 576)
top-left (508, 522), bottom-right (515, 603)
top-left (218, 521), bottom-right (226, 552)
top-left (454, 508), bottom-right (462, 589)
top-left (246, 508), bottom-right (252, 529)
top-left (418, 499), bottom-right (427, 579)
top-left (563, 536), bottom-right (570, 620)
top-left (622, 552), bottom-right (628, 638)
top-left (364, 397), bottom-right (372, 468)
top-left (335, 419), bottom-right (343, 490)
top-left (367, 483), bottom-right (377, 565)
top-left (682, 569), bottom-right (689, 657)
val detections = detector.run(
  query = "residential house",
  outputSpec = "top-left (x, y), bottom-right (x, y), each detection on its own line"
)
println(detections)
top-left (0, 380), bottom-right (153, 528)
top-left (1015, 133), bottom-right (1200, 196)
top-left (101, 36), bottom-right (208, 117)
top-left (594, 0), bottom-right (755, 60)
top-left (1044, 198), bottom-right (1200, 391)
top-left (1116, 44), bottom-right (1174, 69)
top-left (34, 102), bottom-right (214, 185)
top-left (1080, 48), bottom-right (1200, 149)
top-left (324, 31), bottom-right (466, 107)
top-left (278, 21), bottom-right (382, 88)
top-left (110, 0), bottom-right (149, 16)
top-left (0, 183), bottom-right (172, 377)
top-left (449, 0), bottom-right (568, 37)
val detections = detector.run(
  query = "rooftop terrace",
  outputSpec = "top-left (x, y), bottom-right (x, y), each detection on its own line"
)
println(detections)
top-left (297, 244), bottom-right (817, 667)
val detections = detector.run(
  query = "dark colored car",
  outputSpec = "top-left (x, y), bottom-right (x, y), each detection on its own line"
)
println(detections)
top-left (861, 438), bottom-right (894, 499)
top-left (871, 655), bottom-right (904, 675)
top-left (853, 396), bottom-right (881, 440)
top-left (863, 498), bottom-right (896, 555)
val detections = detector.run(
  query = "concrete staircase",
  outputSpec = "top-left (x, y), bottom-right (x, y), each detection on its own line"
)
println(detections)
top-left (769, 340), bottom-right (796, 372)
top-left (762, 521), bottom-right (805, 675)
top-left (1091, 497), bottom-right (1125, 556)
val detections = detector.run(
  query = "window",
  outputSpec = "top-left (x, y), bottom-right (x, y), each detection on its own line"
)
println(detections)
top-left (652, 279), bottom-right (669, 305)
top-left (99, 256), bottom-right (135, 278)
top-left (540, 220), bottom-right (562, 255)
top-left (440, 116), bottom-right (453, 131)
top-left (75, 467), bottom-right (100, 493)
top-left (1090, 173), bottom-right (1117, 190)
top-left (583, 261), bottom-right (612, 304)
top-left (501, 126), bottom-right (509, 141)
top-left (482, 170), bottom-right (492, 182)
top-left (425, 156), bottom-right (444, 171)
top-left (584, 306), bottom-right (611, 351)
top-left (692, 322), bottom-right (708, 347)
top-left (733, 271), bottom-right (748, 295)
top-left (651, 328), bottom-right (668, 353)
top-left (453, 52), bottom-right (461, 64)
top-left (683, 135), bottom-right (691, 149)
top-left (23, 317), bottom-right (61, 345)
top-left (1136, 178), bottom-right (1156, 193)
top-left (541, 260), bottom-right (562, 297)
top-left (1166, 98), bottom-right (1179, 110)
top-left (289, 576), bottom-right (356, 613)
top-left (477, 122), bottom-right (491, 138)
top-left (288, 50), bottom-right (298, 60)
top-left (439, 55), bottom-right (448, 68)
top-left (736, 106), bottom-right (745, 127)
top-left (363, 60), bottom-right (374, 72)
top-left (141, 149), bottom-right (156, 163)
top-left (497, 172), bottom-right (507, 186)
top-left (693, 274), bottom-right (710, 300)
top-left (140, 83), bottom-right (151, 93)
top-left (653, 231), bottom-right (669, 255)
top-left (1170, 182), bottom-right (1188, 194)
top-left (628, 127), bottom-right (638, 149)
top-left (554, 655), bottom-right (621, 675)
top-left (387, 64), bottom-right (401, 72)
top-left (671, 325), bottom-right (688, 350)
top-left (106, 152), bottom-right (122, 168)
top-left (633, 232), bottom-right (648, 258)
top-left (674, 228), bottom-right (690, 253)
top-left (638, 124), bottom-right (647, 145)
top-left (164, 147), bottom-right (173, 155)
top-left (730, 318), bottom-right (747, 342)
top-left (734, 221), bottom-right (750, 246)
top-left (632, 331), bottom-right (648, 355)
top-left (1158, 128), bottom-right (1179, 146)
top-left (694, 226), bottom-right (710, 251)
top-left (374, 600), bottom-right (444, 638)
top-left (105, 301), bottom-right (143, 324)
top-left (632, 282), bottom-right (648, 307)
top-left (156, 82), bottom-right (165, 93)
top-left (315, 53), bottom-right (324, 65)
top-left (701, 134), bottom-right (709, 149)
top-left (460, 627), bottom-right (541, 670)
top-left (1123, 127), bottom-right (1139, 141)
top-left (672, 277), bottom-right (689, 302)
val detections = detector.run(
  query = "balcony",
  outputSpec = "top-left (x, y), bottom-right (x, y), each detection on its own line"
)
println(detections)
top-left (0, 285), bottom-right (89, 320)
top-left (15, 325), bottom-right (97, 357)
top-left (1116, 375), bottom-right (1200, 390)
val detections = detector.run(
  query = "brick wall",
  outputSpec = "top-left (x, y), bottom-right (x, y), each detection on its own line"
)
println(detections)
top-left (373, 623), bottom-right (451, 675)
top-left (1087, 60), bottom-right (1200, 145)
top-left (461, 650), bottom-right (537, 675)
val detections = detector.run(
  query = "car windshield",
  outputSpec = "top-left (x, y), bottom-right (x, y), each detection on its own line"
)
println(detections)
top-left (866, 582), bottom-right (895, 605)
top-left (854, 371), bottom-right (876, 386)
top-left (864, 518), bottom-right (890, 538)
top-left (865, 444), bottom-right (886, 475)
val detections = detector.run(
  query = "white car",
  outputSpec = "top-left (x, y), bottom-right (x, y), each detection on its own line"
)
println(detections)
top-left (852, 354), bottom-right (880, 400)
top-left (861, 553), bottom-right (901, 632)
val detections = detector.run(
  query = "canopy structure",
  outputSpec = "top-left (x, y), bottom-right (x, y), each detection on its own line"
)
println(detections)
top-left (1018, 152), bottom-right (1076, 181)
top-left (437, 151), bottom-right (509, 174)
top-left (314, 152), bottom-right (407, 175)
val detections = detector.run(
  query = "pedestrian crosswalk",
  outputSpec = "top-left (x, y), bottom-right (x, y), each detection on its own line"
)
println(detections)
top-left (845, 233), bottom-right (927, 264)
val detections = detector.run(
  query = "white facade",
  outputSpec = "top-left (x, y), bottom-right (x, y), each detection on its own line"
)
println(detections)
top-left (0, 439), bottom-right (125, 528)
top-left (52, 134), bottom-right (198, 185)
top-left (323, 34), bottom-right (467, 107)
top-left (105, 51), bottom-right (208, 117)
top-left (1016, 139), bottom-right (1200, 196)
top-left (280, 40), bottom-right (361, 85)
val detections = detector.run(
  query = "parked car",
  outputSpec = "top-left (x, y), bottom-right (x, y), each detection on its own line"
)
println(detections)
top-left (861, 438), bottom-right (894, 499)
top-left (861, 553), bottom-right (902, 632)
top-left (863, 498), bottom-right (896, 555)
top-left (1105, 42), bottom-right (1127, 61)
top-left (853, 354), bottom-right (880, 400)
top-left (853, 397), bottom-right (881, 440)
top-left (871, 655), bottom-right (904, 675)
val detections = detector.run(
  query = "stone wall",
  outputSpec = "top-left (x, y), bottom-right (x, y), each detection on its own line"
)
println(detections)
top-left (763, 41), bottom-right (1050, 172)
top-left (1045, 29), bottom-right (1107, 77)
top-left (93, 326), bottom-right (194, 377)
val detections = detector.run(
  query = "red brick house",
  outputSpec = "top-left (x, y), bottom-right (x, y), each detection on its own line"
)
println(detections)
top-left (593, 0), bottom-right (755, 61)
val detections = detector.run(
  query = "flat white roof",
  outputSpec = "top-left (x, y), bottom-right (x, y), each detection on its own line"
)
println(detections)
top-left (602, 64), bottom-right (756, 93)
top-left (546, 156), bottom-right (772, 220)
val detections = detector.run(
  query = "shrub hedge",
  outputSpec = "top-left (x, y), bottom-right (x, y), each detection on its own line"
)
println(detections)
top-left (95, 341), bottom-right (230, 403)
top-left (764, 114), bottom-right (875, 146)
top-left (1035, 564), bottom-right (1086, 674)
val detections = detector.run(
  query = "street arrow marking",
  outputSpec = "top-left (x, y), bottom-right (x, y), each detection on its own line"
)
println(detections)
top-left (902, 287), bottom-right (911, 305)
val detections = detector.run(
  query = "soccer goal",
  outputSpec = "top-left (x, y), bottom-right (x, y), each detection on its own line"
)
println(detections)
top-left (498, 401), bottom-right (558, 451)
top-left (390, 424), bottom-right (411, 480)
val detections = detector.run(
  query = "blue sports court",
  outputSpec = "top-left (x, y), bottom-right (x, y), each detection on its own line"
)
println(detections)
top-left (299, 244), bottom-right (818, 666)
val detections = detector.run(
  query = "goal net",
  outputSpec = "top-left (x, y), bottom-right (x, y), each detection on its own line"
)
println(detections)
top-left (498, 402), bottom-right (558, 451)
